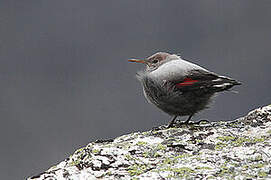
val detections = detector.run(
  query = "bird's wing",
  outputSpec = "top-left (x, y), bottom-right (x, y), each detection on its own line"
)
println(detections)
top-left (172, 69), bottom-right (241, 93)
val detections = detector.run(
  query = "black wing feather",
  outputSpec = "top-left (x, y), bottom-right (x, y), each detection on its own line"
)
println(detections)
top-left (173, 69), bottom-right (241, 93)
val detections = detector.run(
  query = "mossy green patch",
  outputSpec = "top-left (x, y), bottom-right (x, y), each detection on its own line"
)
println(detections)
top-left (254, 155), bottom-right (263, 161)
top-left (142, 150), bottom-right (161, 158)
top-left (217, 136), bottom-right (236, 142)
top-left (162, 157), bottom-right (177, 165)
top-left (92, 149), bottom-right (100, 154)
top-left (105, 171), bottom-right (112, 176)
top-left (156, 143), bottom-right (166, 150)
top-left (258, 171), bottom-right (268, 177)
top-left (125, 154), bottom-right (139, 161)
top-left (174, 153), bottom-right (192, 159)
top-left (251, 163), bottom-right (264, 168)
top-left (75, 147), bottom-right (85, 154)
top-left (161, 154), bottom-right (192, 167)
top-left (215, 142), bottom-right (227, 150)
top-left (142, 152), bottom-right (149, 158)
top-left (160, 167), bottom-right (195, 178)
top-left (233, 137), bottom-right (250, 146)
top-left (136, 141), bottom-right (147, 146)
top-left (250, 137), bottom-right (265, 143)
top-left (195, 166), bottom-right (212, 170)
top-left (153, 152), bottom-right (161, 158)
top-left (216, 136), bottom-right (266, 147)
top-left (69, 159), bottom-right (81, 167)
top-left (218, 165), bottom-right (230, 176)
top-left (242, 165), bottom-right (249, 169)
top-left (234, 136), bottom-right (265, 146)
top-left (128, 164), bottom-right (148, 176)
top-left (48, 165), bottom-right (58, 171)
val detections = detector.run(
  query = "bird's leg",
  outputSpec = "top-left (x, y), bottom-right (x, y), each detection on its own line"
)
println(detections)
top-left (184, 114), bottom-right (210, 125)
top-left (167, 114), bottom-right (209, 128)
top-left (167, 115), bottom-right (178, 128)
top-left (184, 114), bottom-right (194, 124)
top-left (174, 114), bottom-right (194, 126)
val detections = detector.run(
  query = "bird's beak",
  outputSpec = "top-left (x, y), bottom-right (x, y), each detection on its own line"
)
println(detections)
top-left (128, 59), bottom-right (147, 64)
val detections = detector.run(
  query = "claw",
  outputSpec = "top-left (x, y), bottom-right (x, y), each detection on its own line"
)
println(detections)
top-left (193, 119), bottom-right (210, 125)
top-left (167, 119), bottom-right (210, 128)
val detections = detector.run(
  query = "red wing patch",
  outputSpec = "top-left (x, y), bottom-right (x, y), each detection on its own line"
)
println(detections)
top-left (176, 78), bottom-right (199, 87)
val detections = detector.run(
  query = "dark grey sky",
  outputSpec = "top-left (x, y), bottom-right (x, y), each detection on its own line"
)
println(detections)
top-left (1, 1), bottom-right (271, 179)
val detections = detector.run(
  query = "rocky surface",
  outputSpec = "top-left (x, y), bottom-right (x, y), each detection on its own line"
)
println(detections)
top-left (28, 105), bottom-right (271, 180)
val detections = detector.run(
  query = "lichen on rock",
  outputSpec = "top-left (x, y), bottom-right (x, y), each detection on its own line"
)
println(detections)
top-left (28, 105), bottom-right (271, 179)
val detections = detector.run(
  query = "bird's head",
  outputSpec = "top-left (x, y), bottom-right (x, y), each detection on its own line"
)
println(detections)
top-left (128, 52), bottom-right (177, 70)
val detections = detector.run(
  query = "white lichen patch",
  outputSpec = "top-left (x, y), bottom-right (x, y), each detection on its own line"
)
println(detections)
top-left (28, 105), bottom-right (271, 180)
top-left (133, 136), bottom-right (164, 145)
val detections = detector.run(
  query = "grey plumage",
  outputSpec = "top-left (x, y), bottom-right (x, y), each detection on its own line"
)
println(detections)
top-left (129, 52), bottom-right (241, 127)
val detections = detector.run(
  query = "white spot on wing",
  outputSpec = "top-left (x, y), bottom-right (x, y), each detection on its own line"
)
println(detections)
top-left (213, 83), bottom-right (231, 88)
top-left (212, 78), bottom-right (222, 82)
top-left (218, 75), bottom-right (228, 79)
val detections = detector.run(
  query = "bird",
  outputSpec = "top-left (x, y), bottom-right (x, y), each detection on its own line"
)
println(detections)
top-left (128, 52), bottom-right (241, 128)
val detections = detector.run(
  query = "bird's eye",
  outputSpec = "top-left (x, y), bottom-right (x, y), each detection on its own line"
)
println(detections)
top-left (152, 59), bottom-right (158, 64)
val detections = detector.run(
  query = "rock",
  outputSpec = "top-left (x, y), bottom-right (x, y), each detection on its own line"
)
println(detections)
top-left (28, 105), bottom-right (271, 179)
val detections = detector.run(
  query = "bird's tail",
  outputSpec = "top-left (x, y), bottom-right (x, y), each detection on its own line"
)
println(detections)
top-left (211, 76), bottom-right (241, 92)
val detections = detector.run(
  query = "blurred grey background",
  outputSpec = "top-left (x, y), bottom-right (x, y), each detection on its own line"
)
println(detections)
top-left (1, 0), bottom-right (271, 179)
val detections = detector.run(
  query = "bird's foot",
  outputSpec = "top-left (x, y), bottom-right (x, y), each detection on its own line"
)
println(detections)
top-left (167, 119), bottom-right (210, 128)
top-left (192, 119), bottom-right (210, 125)
top-left (166, 120), bottom-right (187, 128)
top-left (167, 122), bottom-right (175, 128)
